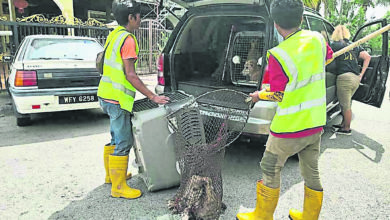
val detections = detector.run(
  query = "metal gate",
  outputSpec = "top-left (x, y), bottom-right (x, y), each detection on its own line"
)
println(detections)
top-left (0, 15), bottom-right (111, 91)
top-left (134, 19), bottom-right (171, 75)
top-left (0, 16), bottom-right (170, 91)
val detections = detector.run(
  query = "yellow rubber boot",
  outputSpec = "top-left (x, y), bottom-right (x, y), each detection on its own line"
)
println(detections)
top-left (109, 155), bottom-right (142, 199)
top-left (236, 180), bottom-right (280, 220)
top-left (289, 186), bottom-right (323, 220)
top-left (104, 145), bottom-right (131, 184)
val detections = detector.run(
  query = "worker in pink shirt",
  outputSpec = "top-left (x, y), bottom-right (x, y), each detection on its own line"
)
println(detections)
top-left (237, 0), bottom-right (333, 219)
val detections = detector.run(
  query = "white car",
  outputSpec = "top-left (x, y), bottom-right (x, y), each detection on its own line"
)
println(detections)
top-left (7, 35), bottom-right (103, 126)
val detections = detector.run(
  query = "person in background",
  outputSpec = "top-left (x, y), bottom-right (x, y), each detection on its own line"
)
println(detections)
top-left (236, 0), bottom-right (334, 219)
top-left (97, 0), bottom-right (169, 200)
top-left (330, 25), bottom-right (371, 135)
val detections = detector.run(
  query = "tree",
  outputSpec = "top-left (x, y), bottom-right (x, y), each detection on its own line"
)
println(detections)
top-left (302, 0), bottom-right (321, 9)
top-left (311, 0), bottom-right (388, 54)
top-left (320, 0), bottom-right (337, 18)
top-left (345, 10), bottom-right (389, 56)
top-left (324, 0), bottom-right (366, 34)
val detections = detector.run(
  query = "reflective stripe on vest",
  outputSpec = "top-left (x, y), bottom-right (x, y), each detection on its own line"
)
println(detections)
top-left (97, 26), bottom-right (138, 112)
top-left (104, 32), bottom-right (129, 71)
top-left (277, 95), bottom-right (326, 116)
top-left (104, 31), bottom-right (139, 70)
top-left (269, 30), bottom-right (327, 134)
top-left (272, 46), bottom-right (325, 93)
top-left (101, 75), bottom-right (136, 98)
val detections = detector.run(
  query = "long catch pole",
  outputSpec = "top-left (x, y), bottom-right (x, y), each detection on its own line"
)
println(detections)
top-left (245, 24), bottom-right (390, 103)
top-left (326, 24), bottom-right (390, 65)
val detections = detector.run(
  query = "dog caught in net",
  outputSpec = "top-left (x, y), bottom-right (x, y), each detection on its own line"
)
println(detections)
top-left (167, 89), bottom-right (251, 219)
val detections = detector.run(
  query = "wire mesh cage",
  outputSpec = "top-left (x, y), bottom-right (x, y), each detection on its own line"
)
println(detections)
top-left (230, 31), bottom-right (265, 85)
top-left (131, 91), bottom-right (194, 192)
top-left (133, 91), bottom-right (190, 112)
top-left (167, 89), bottom-right (251, 219)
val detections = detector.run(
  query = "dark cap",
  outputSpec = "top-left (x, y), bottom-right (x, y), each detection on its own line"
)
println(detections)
top-left (112, 0), bottom-right (141, 15)
top-left (271, 0), bottom-right (303, 29)
top-left (112, 0), bottom-right (141, 26)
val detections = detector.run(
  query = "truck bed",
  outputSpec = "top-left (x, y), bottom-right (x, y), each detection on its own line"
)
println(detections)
top-left (178, 78), bottom-right (255, 97)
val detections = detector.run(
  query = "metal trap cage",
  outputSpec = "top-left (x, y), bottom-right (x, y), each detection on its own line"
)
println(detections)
top-left (230, 31), bottom-right (265, 86)
top-left (131, 91), bottom-right (194, 192)
top-left (167, 89), bottom-right (251, 219)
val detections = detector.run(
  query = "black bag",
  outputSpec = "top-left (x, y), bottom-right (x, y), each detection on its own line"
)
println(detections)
top-left (96, 30), bottom-right (127, 75)
top-left (96, 47), bottom-right (107, 75)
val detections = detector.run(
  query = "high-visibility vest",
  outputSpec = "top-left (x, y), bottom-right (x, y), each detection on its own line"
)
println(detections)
top-left (97, 26), bottom-right (139, 112)
top-left (268, 30), bottom-right (327, 134)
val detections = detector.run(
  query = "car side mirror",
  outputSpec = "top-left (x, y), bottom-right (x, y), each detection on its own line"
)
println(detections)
top-left (2, 55), bottom-right (13, 63)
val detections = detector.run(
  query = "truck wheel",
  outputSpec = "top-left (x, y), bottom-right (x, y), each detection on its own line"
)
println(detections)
top-left (16, 116), bottom-right (32, 126)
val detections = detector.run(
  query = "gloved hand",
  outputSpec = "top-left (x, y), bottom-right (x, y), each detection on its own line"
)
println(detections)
top-left (259, 89), bottom-right (284, 102)
top-left (249, 88), bottom-right (267, 103)
top-left (249, 88), bottom-right (284, 103)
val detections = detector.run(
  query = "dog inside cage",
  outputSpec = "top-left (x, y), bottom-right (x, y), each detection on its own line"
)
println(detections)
top-left (231, 31), bottom-right (265, 85)
top-left (172, 17), bottom-right (265, 94)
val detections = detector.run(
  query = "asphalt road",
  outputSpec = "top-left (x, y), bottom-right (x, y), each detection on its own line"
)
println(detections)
top-left (0, 76), bottom-right (389, 219)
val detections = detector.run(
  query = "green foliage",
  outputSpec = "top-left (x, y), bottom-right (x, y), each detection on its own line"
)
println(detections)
top-left (355, 23), bottom-right (383, 55)
top-left (359, 9), bottom-right (390, 55)
top-left (325, 0), bottom-right (365, 34)
top-left (302, 0), bottom-right (321, 9)
top-left (385, 10), bottom-right (390, 23)
top-left (323, 0), bottom-right (389, 55)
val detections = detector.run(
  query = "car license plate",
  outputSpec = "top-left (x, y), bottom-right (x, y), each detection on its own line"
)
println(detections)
top-left (59, 95), bottom-right (98, 104)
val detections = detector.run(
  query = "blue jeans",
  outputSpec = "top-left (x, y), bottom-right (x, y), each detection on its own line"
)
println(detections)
top-left (99, 99), bottom-right (133, 156)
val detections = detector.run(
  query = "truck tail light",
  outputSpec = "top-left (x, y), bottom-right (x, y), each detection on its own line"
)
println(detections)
top-left (15, 70), bottom-right (37, 87)
top-left (157, 54), bottom-right (165, 86)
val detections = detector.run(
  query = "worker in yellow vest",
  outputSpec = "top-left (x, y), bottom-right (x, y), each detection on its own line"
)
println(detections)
top-left (97, 0), bottom-right (169, 200)
top-left (236, 0), bottom-right (334, 219)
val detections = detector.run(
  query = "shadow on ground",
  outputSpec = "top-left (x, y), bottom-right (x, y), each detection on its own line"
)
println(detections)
top-left (48, 125), bottom-right (384, 219)
top-left (321, 126), bottom-right (384, 163)
top-left (0, 109), bottom-right (108, 147)
top-left (0, 93), bottom-right (109, 147)
top-left (48, 139), bottom-right (303, 219)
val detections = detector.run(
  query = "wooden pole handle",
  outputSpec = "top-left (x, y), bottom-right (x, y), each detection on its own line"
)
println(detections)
top-left (326, 24), bottom-right (390, 65)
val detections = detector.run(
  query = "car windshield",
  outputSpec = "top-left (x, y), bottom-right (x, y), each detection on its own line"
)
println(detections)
top-left (24, 38), bottom-right (102, 61)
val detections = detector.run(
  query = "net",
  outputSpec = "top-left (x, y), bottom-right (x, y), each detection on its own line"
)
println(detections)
top-left (167, 89), bottom-right (251, 219)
